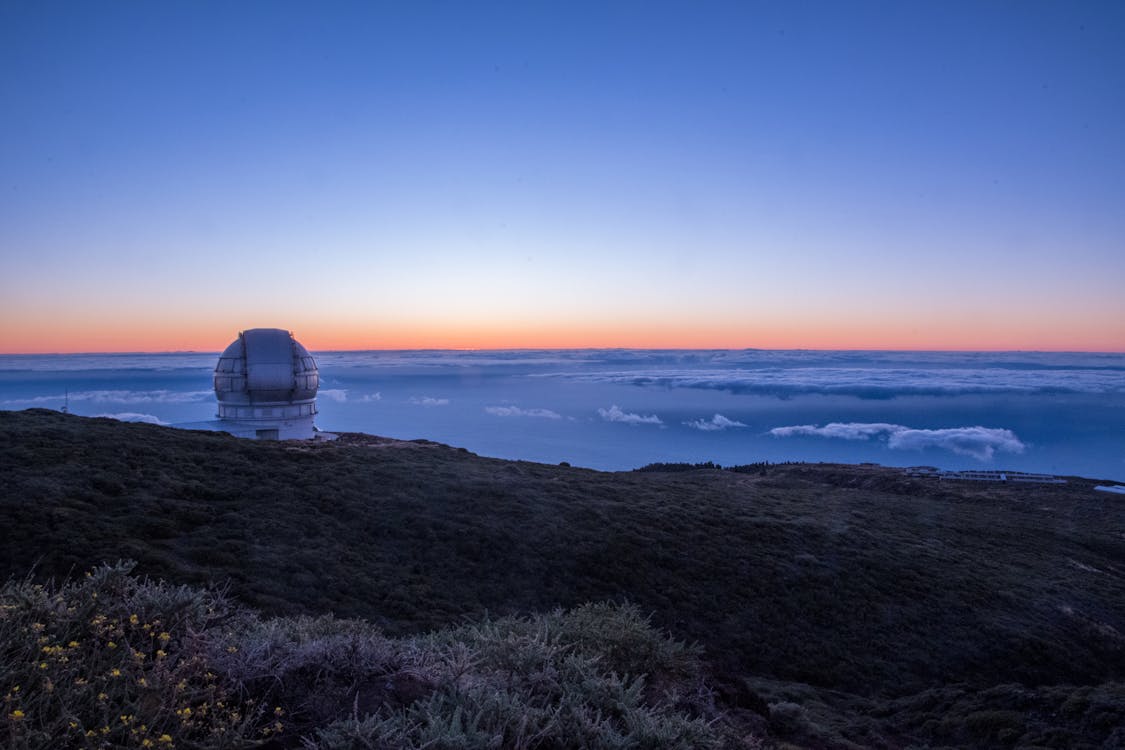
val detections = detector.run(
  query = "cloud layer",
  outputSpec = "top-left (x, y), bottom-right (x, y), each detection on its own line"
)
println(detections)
top-left (410, 396), bottom-right (450, 407)
top-left (2, 389), bottom-right (213, 406)
top-left (598, 405), bottom-right (662, 425)
top-left (485, 406), bottom-right (562, 419)
top-left (94, 412), bottom-right (168, 425)
top-left (685, 414), bottom-right (746, 431)
top-left (769, 422), bottom-right (1025, 460)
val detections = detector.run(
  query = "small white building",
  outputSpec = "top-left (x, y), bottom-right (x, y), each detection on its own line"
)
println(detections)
top-left (212, 328), bottom-right (320, 440)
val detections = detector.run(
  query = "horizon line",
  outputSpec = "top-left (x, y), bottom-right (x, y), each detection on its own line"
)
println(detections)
top-left (2, 345), bottom-right (1123, 356)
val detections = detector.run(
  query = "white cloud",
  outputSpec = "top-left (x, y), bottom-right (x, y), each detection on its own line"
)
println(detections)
top-left (319, 389), bottom-right (348, 402)
top-left (485, 406), bottom-right (562, 419)
top-left (2, 391), bottom-right (214, 407)
top-left (770, 423), bottom-right (902, 440)
top-left (94, 412), bottom-right (169, 425)
top-left (358, 392), bottom-right (382, 402)
top-left (685, 413), bottom-right (747, 431)
top-left (769, 422), bottom-right (1025, 461)
top-left (598, 404), bottom-right (663, 425)
top-left (1, 395), bottom-right (67, 406)
top-left (886, 427), bottom-right (1026, 460)
top-left (1, 389), bottom-right (213, 406)
top-left (410, 396), bottom-right (450, 407)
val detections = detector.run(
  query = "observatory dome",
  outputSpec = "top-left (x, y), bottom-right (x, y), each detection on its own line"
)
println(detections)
top-left (213, 328), bottom-right (318, 439)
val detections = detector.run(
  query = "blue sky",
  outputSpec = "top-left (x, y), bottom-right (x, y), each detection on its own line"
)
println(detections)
top-left (2, 1), bottom-right (1123, 352)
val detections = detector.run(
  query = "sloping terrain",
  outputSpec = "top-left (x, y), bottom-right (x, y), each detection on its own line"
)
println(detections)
top-left (2, 409), bottom-right (1124, 748)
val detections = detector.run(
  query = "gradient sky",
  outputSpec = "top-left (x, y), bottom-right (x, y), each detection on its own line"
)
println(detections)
top-left (2, 1), bottom-right (1123, 353)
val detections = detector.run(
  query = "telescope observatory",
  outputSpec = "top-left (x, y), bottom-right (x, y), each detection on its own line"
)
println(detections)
top-left (213, 328), bottom-right (319, 440)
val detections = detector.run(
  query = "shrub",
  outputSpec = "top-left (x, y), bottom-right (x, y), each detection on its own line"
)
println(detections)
top-left (3, 566), bottom-right (735, 749)
top-left (305, 604), bottom-right (722, 749)
top-left (0, 561), bottom-right (268, 749)
top-left (210, 613), bottom-right (401, 733)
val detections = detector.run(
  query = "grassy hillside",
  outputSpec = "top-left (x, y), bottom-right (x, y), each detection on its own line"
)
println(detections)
top-left (3, 409), bottom-right (1124, 748)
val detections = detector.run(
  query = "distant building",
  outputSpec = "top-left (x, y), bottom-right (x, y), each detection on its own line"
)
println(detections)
top-left (212, 328), bottom-right (320, 440)
top-left (903, 467), bottom-right (1065, 484)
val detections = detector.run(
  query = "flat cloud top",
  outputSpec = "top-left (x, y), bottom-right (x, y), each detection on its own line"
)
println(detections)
top-left (598, 405), bottom-right (663, 426)
top-left (410, 396), bottom-right (450, 406)
top-left (3, 390), bottom-right (213, 406)
top-left (485, 406), bottom-right (562, 419)
top-left (94, 412), bottom-right (168, 425)
top-left (685, 414), bottom-right (747, 431)
top-left (770, 422), bottom-right (1026, 461)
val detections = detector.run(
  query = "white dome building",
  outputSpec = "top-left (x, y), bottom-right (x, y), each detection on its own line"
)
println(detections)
top-left (213, 328), bottom-right (319, 440)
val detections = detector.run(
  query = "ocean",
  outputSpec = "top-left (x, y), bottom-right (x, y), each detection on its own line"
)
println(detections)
top-left (2, 349), bottom-right (1123, 481)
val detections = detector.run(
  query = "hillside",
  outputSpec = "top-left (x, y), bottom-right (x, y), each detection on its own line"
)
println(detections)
top-left (2, 408), bottom-right (1124, 748)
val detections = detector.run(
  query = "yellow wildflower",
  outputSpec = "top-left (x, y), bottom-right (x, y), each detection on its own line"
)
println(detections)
top-left (129, 614), bottom-right (139, 625)
top-left (142, 740), bottom-right (153, 748)
top-left (226, 646), bottom-right (237, 653)
top-left (9, 709), bottom-right (25, 721)
top-left (106, 641), bottom-right (117, 649)
top-left (157, 632), bottom-right (171, 644)
top-left (110, 668), bottom-right (121, 678)
top-left (158, 735), bottom-right (173, 744)
top-left (68, 641), bottom-right (80, 648)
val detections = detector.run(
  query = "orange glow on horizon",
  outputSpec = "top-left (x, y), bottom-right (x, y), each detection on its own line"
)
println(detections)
top-left (0, 317), bottom-right (1121, 354)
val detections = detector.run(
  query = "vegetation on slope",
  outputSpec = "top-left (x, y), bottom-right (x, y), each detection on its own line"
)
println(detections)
top-left (1, 563), bottom-right (730, 749)
top-left (2, 409), bottom-right (1125, 748)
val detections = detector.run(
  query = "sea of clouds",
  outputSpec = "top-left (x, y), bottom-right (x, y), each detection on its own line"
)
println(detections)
top-left (2, 349), bottom-right (1122, 478)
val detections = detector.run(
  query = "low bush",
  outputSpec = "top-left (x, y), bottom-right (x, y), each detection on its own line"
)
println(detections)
top-left (2, 564), bottom-right (735, 749)
top-left (0, 561), bottom-right (268, 749)
top-left (307, 608), bottom-right (718, 750)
